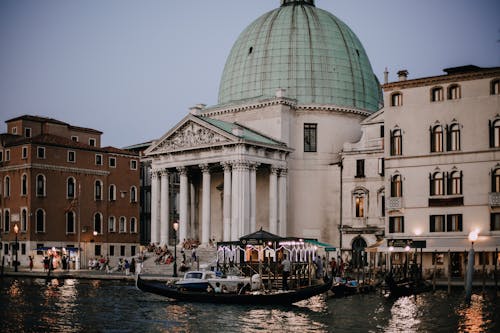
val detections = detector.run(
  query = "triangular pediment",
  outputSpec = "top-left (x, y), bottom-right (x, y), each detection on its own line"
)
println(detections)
top-left (145, 116), bottom-right (233, 155)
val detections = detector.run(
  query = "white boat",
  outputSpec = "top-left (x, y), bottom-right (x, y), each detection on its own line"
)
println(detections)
top-left (175, 270), bottom-right (261, 293)
top-left (175, 270), bottom-right (216, 291)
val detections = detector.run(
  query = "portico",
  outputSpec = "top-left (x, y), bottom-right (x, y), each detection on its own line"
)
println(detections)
top-left (144, 115), bottom-right (291, 246)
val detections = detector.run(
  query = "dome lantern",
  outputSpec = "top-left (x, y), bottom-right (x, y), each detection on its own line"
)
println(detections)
top-left (281, 0), bottom-right (315, 7)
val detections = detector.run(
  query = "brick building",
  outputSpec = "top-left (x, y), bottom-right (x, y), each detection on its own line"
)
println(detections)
top-left (0, 115), bottom-right (140, 269)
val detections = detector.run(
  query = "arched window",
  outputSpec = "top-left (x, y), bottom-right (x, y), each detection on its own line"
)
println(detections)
top-left (119, 216), bottom-right (126, 233)
top-left (430, 172), bottom-right (444, 196)
top-left (430, 125), bottom-right (443, 152)
top-left (492, 168), bottom-right (500, 193)
top-left (108, 216), bottom-right (116, 232)
top-left (130, 186), bottom-right (137, 203)
top-left (36, 209), bottom-right (45, 233)
top-left (109, 184), bottom-right (116, 201)
top-left (351, 237), bottom-right (367, 268)
top-left (391, 174), bottom-right (403, 197)
top-left (130, 217), bottom-right (137, 233)
top-left (430, 86), bottom-right (444, 102)
top-left (449, 171), bottom-right (462, 195)
top-left (353, 189), bottom-right (367, 218)
top-left (447, 123), bottom-right (461, 151)
top-left (36, 174), bottom-right (46, 197)
top-left (489, 119), bottom-right (500, 148)
top-left (447, 84), bottom-right (461, 100)
top-left (390, 129), bottom-right (402, 156)
top-left (391, 92), bottom-right (403, 106)
top-left (21, 208), bottom-right (27, 231)
top-left (95, 180), bottom-right (102, 201)
top-left (67, 177), bottom-right (75, 199)
top-left (66, 211), bottom-right (75, 234)
top-left (94, 213), bottom-right (102, 234)
top-left (4, 176), bottom-right (10, 197)
top-left (21, 174), bottom-right (28, 196)
top-left (491, 79), bottom-right (500, 95)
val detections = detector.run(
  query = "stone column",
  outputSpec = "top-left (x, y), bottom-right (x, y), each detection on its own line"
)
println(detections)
top-left (231, 162), bottom-right (240, 241)
top-left (177, 167), bottom-right (189, 244)
top-left (278, 168), bottom-right (288, 237)
top-left (150, 170), bottom-right (160, 244)
top-left (249, 163), bottom-right (258, 233)
top-left (222, 162), bottom-right (232, 241)
top-left (269, 166), bottom-right (279, 235)
top-left (190, 181), bottom-right (196, 239)
top-left (200, 164), bottom-right (211, 245)
top-left (240, 162), bottom-right (250, 235)
top-left (160, 169), bottom-right (169, 246)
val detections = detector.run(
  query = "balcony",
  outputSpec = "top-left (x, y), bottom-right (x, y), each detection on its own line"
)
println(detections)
top-left (386, 197), bottom-right (403, 210)
top-left (428, 196), bottom-right (463, 207)
top-left (490, 192), bottom-right (500, 207)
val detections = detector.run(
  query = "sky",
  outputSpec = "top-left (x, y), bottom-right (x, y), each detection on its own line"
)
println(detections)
top-left (0, 0), bottom-right (499, 148)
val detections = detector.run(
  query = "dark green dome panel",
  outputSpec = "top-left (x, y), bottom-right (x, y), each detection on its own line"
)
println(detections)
top-left (218, 2), bottom-right (381, 111)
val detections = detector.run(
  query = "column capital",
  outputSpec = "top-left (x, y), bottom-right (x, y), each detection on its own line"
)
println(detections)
top-left (151, 169), bottom-right (160, 179)
top-left (249, 162), bottom-right (260, 171)
top-left (270, 166), bottom-right (280, 175)
top-left (279, 168), bottom-right (288, 176)
top-left (221, 161), bottom-right (232, 172)
top-left (232, 160), bottom-right (251, 171)
top-left (160, 169), bottom-right (170, 177)
top-left (199, 163), bottom-right (211, 173)
top-left (176, 166), bottom-right (188, 175)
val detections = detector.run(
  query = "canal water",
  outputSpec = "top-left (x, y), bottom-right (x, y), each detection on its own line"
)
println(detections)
top-left (0, 277), bottom-right (499, 333)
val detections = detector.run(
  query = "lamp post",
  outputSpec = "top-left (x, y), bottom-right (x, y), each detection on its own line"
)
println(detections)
top-left (13, 224), bottom-right (19, 272)
top-left (173, 221), bottom-right (179, 277)
top-left (465, 230), bottom-right (478, 304)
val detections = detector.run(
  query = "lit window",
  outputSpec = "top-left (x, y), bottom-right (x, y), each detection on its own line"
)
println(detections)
top-left (37, 147), bottom-right (45, 159)
top-left (390, 129), bottom-right (402, 156)
top-left (430, 87), bottom-right (444, 102)
top-left (68, 150), bottom-right (76, 163)
top-left (66, 211), bottom-right (75, 234)
top-left (109, 157), bottom-right (116, 168)
top-left (447, 214), bottom-right (462, 231)
top-left (430, 215), bottom-right (445, 232)
top-left (492, 168), bottom-right (500, 193)
top-left (304, 123), bottom-right (317, 152)
top-left (389, 216), bottom-right (404, 233)
top-left (430, 125), bottom-right (443, 153)
top-left (391, 174), bottom-right (403, 197)
top-left (447, 84), bottom-right (461, 100)
top-left (108, 216), bottom-right (116, 232)
top-left (94, 213), bottom-right (102, 234)
top-left (36, 209), bottom-right (45, 233)
top-left (447, 124), bottom-right (461, 151)
top-left (430, 172), bottom-right (444, 196)
top-left (489, 119), bottom-right (500, 148)
top-left (355, 196), bottom-right (364, 217)
top-left (391, 92), bottom-right (402, 106)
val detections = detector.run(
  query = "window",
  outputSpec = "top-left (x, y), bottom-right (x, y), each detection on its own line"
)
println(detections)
top-left (391, 174), bottom-right (403, 197)
top-left (89, 138), bottom-right (96, 147)
top-left (21, 208), bottom-right (27, 231)
top-left (94, 213), bottom-right (102, 234)
top-left (447, 214), bottom-right (462, 232)
top-left (430, 125), bottom-right (443, 153)
top-left (119, 217), bottom-right (126, 233)
top-left (0, 150), bottom-right (3, 162)
top-left (5, 149), bottom-right (10, 161)
top-left (490, 79), bottom-right (499, 95)
top-left (130, 217), bottom-right (137, 233)
top-left (447, 123), bottom-right (461, 151)
top-left (11, 127), bottom-right (17, 135)
top-left (22, 146), bottom-right (28, 159)
top-left (21, 174), bottom-right (27, 196)
top-left (109, 245), bottom-right (115, 256)
top-left (66, 211), bottom-right (75, 234)
top-left (109, 157), bottom-right (116, 168)
top-left (95, 180), bottom-right (102, 201)
top-left (130, 186), bottom-right (137, 203)
top-left (108, 216), bottom-right (116, 232)
top-left (37, 147), bottom-right (46, 159)
top-left (389, 216), bottom-right (404, 233)
top-left (431, 87), bottom-right (444, 102)
top-left (430, 172), bottom-right (444, 196)
top-left (390, 129), bottom-right (402, 156)
top-left (355, 196), bottom-right (364, 218)
top-left (131, 246), bottom-right (136, 257)
top-left (95, 245), bottom-right (101, 256)
top-left (71, 136), bottom-right (78, 142)
top-left (36, 174), bottom-right (46, 197)
top-left (430, 215), bottom-right (446, 232)
top-left (4, 176), bottom-right (10, 197)
top-left (67, 177), bottom-right (75, 199)
top-left (36, 209), bottom-right (45, 233)
top-left (25, 128), bottom-right (32, 138)
top-left (355, 160), bottom-right (365, 178)
top-left (130, 160), bottom-right (137, 170)
top-left (120, 245), bottom-right (125, 257)
top-left (447, 84), bottom-right (461, 100)
top-left (96, 154), bottom-right (103, 166)
top-left (449, 171), bottom-right (462, 195)
top-left (390, 92), bottom-right (403, 106)
top-left (109, 185), bottom-right (116, 201)
top-left (380, 125), bottom-right (385, 138)
top-left (491, 213), bottom-right (500, 231)
top-left (304, 123), bottom-right (317, 152)
top-left (492, 168), bottom-right (500, 193)
top-left (489, 119), bottom-right (500, 148)
top-left (378, 158), bottom-right (385, 176)
top-left (4, 210), bottom-right (10, 232)
top-left (67, 150), bottom-right (76, 163)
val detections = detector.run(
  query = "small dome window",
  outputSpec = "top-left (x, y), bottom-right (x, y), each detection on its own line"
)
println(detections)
top-left (248, 47), bottom-right (253, 55)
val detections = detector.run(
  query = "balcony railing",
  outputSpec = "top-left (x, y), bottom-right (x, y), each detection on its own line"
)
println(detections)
top-left (386, 197), bottom-right (403, 210)
top-left (490, 192), bottom-right (500, 207)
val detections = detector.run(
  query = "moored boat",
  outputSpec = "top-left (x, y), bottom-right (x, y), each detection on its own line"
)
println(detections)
top-left (175, 270), bottom-right (217, 291)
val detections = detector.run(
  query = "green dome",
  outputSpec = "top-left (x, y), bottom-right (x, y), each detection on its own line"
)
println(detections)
top-left (218, 0), bottom-right (381, 111)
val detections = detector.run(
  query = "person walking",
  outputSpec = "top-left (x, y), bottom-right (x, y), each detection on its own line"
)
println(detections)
top-left (124, 259), bottom-right (130, 276)
top-left (29, 256), bottom-right (34, 272)
top-left (281, 254), bottom-right (291, 290)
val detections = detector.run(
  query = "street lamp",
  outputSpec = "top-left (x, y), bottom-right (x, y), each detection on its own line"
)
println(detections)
top-left (13, 224), bottom-right (19, 272)
top-left (465, 230), bottom-right (479, 304)
top-left (173, 221), bottom-right (179, 277)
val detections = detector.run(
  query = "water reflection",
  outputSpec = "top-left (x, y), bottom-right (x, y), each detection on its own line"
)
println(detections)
top-left (456, 294), bottom-right (492, 333)
top-left (385, 296), bottom-right (420, 332)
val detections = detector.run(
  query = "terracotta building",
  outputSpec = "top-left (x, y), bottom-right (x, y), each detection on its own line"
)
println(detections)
top-left (0, 115), bottom-right (140, 269)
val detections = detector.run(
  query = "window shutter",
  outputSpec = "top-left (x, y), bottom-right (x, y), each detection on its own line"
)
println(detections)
top-left (491, 213), bottom-right (494, 231)
top-left (489, 120), bottom-right (494, 148)
top-left (401, 217), bottom-right (405, 233)
top-left (429, 126), bottom-right (434, 152)
top-left (446, 215), bottom-right (452, 232)
top-left (446, 172), bottom-right (451, 195)
top-left (430, 216), bottom-right (435, 232)
top-left (390, 130), bottom-right (394, 155)
top-left (445, 125), bottom-right (451, 151)
top-left (429, 174), bottom-right (434, 196)
top-left (458, 215), bottom-right (463, 231)
top-left (389, 219), bottom-right (394, 233)
top-left (492, 169), bottom-right (496, 193)
top-left (459, 171), bottom-right (463, 194)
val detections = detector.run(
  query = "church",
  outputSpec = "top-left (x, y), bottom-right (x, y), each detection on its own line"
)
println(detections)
top-left (144, 0), bottom-right (381, 248)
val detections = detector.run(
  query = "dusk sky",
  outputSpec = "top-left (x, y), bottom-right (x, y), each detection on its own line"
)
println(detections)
top-left (1, 0), bottom-right (499, 148)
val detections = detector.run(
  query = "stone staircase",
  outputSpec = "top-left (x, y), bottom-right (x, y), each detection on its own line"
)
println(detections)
top-left (140, 245), bottom-right (218, 277)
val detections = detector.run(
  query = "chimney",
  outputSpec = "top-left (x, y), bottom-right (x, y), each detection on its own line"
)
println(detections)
top-left (189, 103), bottom-right (206, 115)
top-left (397, 70), bottom-right (409, 81)
top-left (383, 67), bottom-right (389, 84)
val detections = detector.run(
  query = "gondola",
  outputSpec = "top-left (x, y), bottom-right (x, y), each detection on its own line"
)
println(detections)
top-left (384, 274), bottom-right (431, 298)
top-left (136, 274), bottom-right (332, 305)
